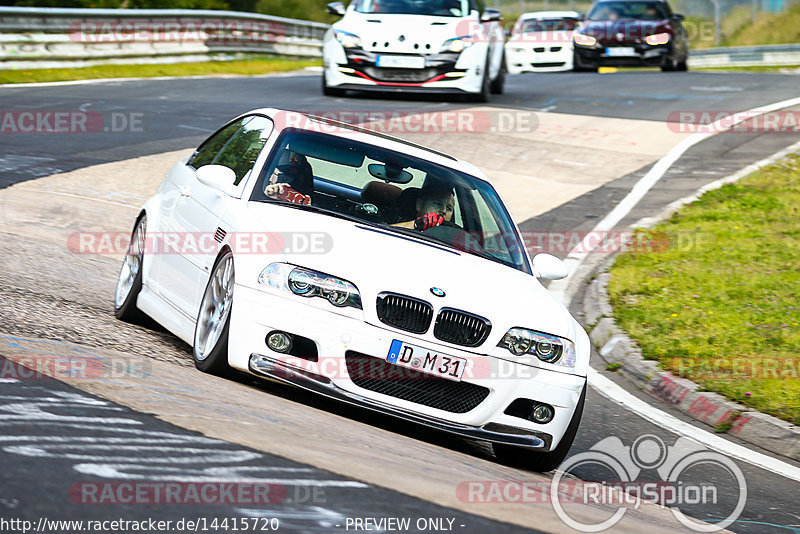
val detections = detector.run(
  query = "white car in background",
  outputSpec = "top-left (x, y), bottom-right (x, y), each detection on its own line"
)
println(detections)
top-left (322, 0), bottom-right (506, 101)
top-left (114, 108), bottom-right (590, 471)
top-left (505, 11), bottom-right (580, 73)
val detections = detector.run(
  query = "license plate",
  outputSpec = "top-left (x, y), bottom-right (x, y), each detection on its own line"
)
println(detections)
top-left (376, 55), bottom-right (425, 69)
top-left (386, 340), bottom-right (466, 381)
top-left (605, 47), bottom-right (637, 57)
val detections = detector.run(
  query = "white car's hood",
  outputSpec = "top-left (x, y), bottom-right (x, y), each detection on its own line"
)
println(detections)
top-left (507, 30), bottom-right (573, 47)
top-left (245, 202), bottom-right (575, 342)
top-left (334, 12), bottom-right (472, 54)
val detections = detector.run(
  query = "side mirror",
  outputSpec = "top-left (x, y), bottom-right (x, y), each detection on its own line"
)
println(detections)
top-left (672, 13), bottom-right (685, 21)
top-left (196, 165), bottom-right (236, 195)
top-left (327, 2), bottom-right (346, 16)
top-left (481, 8), bottom-right (502, 22)
top-left (533, 253), bottom-right (569, 280)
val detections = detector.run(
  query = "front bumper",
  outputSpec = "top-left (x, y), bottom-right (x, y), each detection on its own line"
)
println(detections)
top-left (574, 42), bottom-right (670, 67)
top-left (249, 353), bottom-right (552, 448)
top-left (505, 44), bottom-right (573, 73)
top-left (229, 284), bottom-right (587, 450)
top-left (323, 47), bottom-right (485, 94)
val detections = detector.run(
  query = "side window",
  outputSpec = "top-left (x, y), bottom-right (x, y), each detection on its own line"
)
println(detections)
top-left (188, 116), bottom-right (252, 170)
top-left (211, 116), bottom-right (274, 185)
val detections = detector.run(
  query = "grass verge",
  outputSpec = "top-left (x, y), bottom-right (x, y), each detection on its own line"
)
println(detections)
top-left (0, 55), bottom-right (321, 85)
top-left (608, 152), bottom-right (800, 425)
top-left (695, 65), bottom-right (800, 73)
top-left (723, 2), bottom-right (800, 47)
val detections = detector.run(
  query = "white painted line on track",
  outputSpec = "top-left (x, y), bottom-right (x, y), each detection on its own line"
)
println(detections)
top-left (633, 137), bottom-right (800, 229)
top-left (588, 367), bottom-right (800, 483)
top-left (0, 378), bottom-right (19, 383)
top-left (13, 189), bottom-right (140, 209)
top-left (549, 94), bottom-right (800, 305)
top-left (548, 96), bottom-right (800, 480)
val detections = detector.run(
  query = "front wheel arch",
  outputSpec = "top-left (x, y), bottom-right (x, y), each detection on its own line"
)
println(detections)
top-left (193, 247), bottom-right (235, 375)
top-left (114, 211), bottom-right (148, 323)
top-left (493, 382), bottom-right (587, 472)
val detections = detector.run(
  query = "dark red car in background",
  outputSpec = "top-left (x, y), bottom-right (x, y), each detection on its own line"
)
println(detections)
top-left (572, 0), bottom-right (689, 71)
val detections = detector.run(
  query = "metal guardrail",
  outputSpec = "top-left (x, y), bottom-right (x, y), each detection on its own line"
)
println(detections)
top-left (688, 43), bottom-right (800, 67)
top-left (0, 6), bottom-right (797, 70)
top-left (0, 6), bottom-right (329, 69)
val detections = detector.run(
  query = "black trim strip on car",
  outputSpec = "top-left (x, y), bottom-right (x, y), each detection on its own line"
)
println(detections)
top-left (249, 353), bottom-right (552, 449)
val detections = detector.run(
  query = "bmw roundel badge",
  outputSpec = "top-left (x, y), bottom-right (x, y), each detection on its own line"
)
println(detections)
top-left (430, 287), bottom-right (446, 297)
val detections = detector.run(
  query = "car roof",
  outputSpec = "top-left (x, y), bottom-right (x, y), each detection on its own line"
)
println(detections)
top-left (518, 10), bottom-right (580, 19)
top-left (242, 108), bottom-right (489, 183)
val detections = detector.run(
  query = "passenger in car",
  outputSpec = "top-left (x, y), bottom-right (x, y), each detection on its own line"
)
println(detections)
top-left (264, 152), bottom-right (314, 205)
top-left (644, 5), bottom-right (660, 18)
top-left (393, 181), bottom-right (455, 231)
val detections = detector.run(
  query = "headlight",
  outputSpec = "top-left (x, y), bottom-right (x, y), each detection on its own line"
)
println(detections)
top-left (645, 32), bottom-right (670, 45)
top-left (440, 36), bottom-right (473, 53)
top-left (498, 328), bottom-right (576, 367)
top-left (259, 263), bottom-right (362, 309)
top-left (334, 30), bottom-right (361, 48)
top-left (573, 33), bottom-right (597, 47)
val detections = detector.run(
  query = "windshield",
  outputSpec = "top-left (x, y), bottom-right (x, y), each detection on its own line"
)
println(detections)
top-left (353, 0), bottom-right (470, 17)
top-left (251, 128), bottom-right (531, 274)
top-left (520, 18), bottom-right (577, 32)
top-left (587, 2), bottom-right (667, 20)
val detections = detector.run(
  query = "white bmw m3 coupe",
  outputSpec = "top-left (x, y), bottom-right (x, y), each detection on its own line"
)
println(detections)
top-left (114, 109), bottom-right (589, 471)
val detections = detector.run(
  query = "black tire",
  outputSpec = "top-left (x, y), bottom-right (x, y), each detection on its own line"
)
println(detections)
top-left (322, 72), bottom-right (346, 97)
top-left (114, 215), bottom-right (147, 323)
top-left (193, 251), bottom-right (235, 375)
top-left (676, 57), bottom-right (689, 71)
top-left (490, 56), bottom-right (506, 95)
top-left (661, 53), bottom-right (677, 71)
top-left (572, 54), bottom-right (597, 72)
top-left (493, 383), bottom-right (587, 472)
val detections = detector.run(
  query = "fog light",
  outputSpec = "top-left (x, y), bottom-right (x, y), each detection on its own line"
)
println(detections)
top-left (530, 403), bottom-right (554, 424)
top-left (266, 331), bottom-right (292, 353)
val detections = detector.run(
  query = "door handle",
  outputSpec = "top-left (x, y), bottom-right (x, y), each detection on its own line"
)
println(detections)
top-left (179, 186), bottom-right (191, 197)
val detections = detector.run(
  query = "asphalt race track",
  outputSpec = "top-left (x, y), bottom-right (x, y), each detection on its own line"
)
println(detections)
top-left (1, 69), bottom-right (800, 533)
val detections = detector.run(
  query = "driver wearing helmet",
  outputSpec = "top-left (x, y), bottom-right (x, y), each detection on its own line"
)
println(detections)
top-left (394, 180), bottom-right (455, 231)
